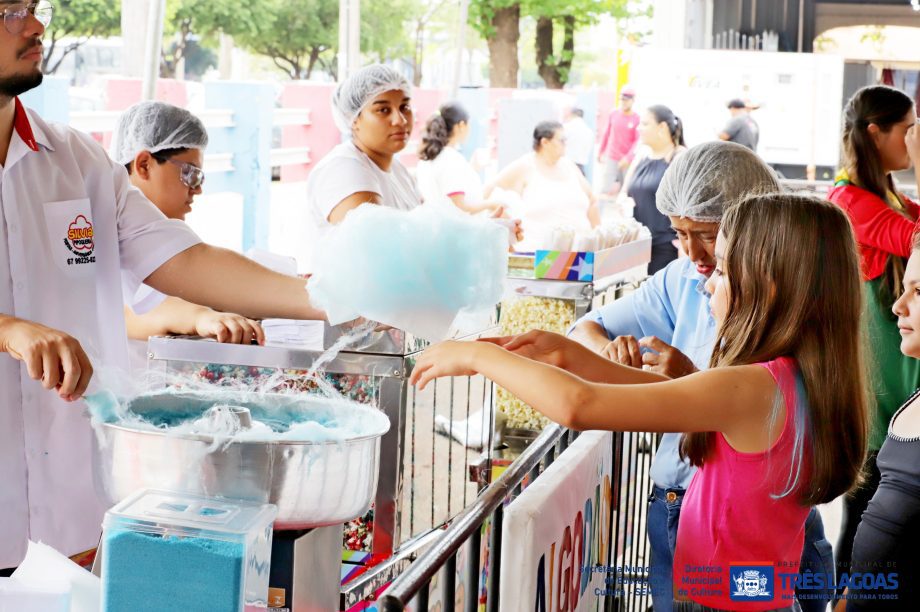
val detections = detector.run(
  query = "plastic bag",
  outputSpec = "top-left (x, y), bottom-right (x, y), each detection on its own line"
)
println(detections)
top-left (10, 541), bottom-right (99, 612)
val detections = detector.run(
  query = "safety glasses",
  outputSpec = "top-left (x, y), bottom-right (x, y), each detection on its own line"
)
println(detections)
top-left (2, 1), bottom-right (52, 35)
top-left (163, 157), bottom-right (205, 190)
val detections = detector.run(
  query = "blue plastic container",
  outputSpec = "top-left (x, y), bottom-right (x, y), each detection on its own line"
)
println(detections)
top-left (102, 490), bottom-right (277, 612)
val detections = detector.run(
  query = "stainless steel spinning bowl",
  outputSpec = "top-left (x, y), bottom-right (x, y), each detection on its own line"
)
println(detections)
top-left (91, 392), bottom-right (389, 529)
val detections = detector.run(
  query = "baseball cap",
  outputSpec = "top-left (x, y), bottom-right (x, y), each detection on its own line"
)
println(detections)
top-left (620, 86), bottom-right (636, 99)
top-left (727, 98), bottom-right (746, 109)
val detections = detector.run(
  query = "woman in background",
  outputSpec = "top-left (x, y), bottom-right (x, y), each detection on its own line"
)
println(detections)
top-left (416, 101), bottom-right (502, 215)
top-left (618, 104), bottom-right (686, 274)
top-left (485, 120), bottom-right (599, 251)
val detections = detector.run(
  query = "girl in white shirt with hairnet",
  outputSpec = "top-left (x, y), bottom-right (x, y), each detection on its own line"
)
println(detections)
top-left (306, 64), bottom-right (422, 243)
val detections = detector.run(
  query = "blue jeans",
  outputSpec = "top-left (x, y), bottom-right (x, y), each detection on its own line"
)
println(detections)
top-left (648, 490), bottom-right (833, 612)
top-left (798, 507), bottom-right (835, 612)
top-left (648, 486), bottom-right (684, 612)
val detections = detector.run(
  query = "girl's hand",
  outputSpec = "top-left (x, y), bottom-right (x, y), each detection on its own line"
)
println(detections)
top-left (195, 310), bottom-right (265, 345)
top-left (480, 330), bottom-right (572, 369)
top-left (410, 341), bottom-right (482, 390)
top-left (511, 219), bottom-right (524, 243)
top-left (492, 215), bottom-right (524, 246)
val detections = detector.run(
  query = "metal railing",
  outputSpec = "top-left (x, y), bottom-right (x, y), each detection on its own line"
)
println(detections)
top-left (712, 29), bottom-right (781, 51)
top-left (373, 424), bottom-right (661, 612)
top-left (377, 423), bottom-right (572, 611)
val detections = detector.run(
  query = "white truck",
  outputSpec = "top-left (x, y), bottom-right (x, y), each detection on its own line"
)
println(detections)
top-left (627, 47), bottom-right (845, 179)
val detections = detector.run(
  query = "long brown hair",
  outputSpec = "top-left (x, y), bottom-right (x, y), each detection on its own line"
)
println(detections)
top-left (680, 194), bottom-right (869, 506)
top-left (842, 85), bottom-right (915, 296)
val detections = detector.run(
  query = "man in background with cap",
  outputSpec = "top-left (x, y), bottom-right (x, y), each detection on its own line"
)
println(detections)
top-left (719, 98), bottom-right (759, 152)
top-left (598, 86), bottom-right (639, 195)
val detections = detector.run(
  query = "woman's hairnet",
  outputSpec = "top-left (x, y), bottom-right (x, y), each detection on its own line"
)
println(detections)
top-left (111, 101), bottom-right (209, 166)
top-left (656, 141), bottom-right (780, 222)
top-left (331, 64), bottom-right (413, 133)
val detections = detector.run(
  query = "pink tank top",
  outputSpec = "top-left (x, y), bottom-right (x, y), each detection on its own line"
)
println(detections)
top-left (672, 356), bottom-right (810, 610)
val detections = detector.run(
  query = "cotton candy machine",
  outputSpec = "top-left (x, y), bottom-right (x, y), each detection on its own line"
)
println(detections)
top-left (133, 326), bottom-right (501, 610)
top-left (91, 390), bottom-right (390, 529)
top-left (91, 388), bottom-right (391, 611)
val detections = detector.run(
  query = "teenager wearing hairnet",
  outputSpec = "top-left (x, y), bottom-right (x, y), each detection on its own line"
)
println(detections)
top-left (306, 64), bottom-right (421, 243)
top-left (111, 101), bottom-right (263, 357)
top-left (566, 141), bottom-right (833, 612)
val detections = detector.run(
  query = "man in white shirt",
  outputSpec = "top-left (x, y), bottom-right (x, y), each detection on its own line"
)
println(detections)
top-left (0, 3), bottom-right (326, 570)
top-left (563, 107), bottom-right (594, 175)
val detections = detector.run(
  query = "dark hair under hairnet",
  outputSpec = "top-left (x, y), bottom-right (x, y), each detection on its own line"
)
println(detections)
top-left (655, 141), bottom-right (780, 222)
top-left (111, 101), bottom-right (209, 166)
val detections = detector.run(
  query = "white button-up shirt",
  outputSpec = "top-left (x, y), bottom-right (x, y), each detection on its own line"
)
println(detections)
top-left (0, 99), bottom-right (201, 567)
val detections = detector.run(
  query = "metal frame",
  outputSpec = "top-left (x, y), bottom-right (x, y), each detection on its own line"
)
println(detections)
top-left (145, 267), bottom-right (647, 610)
top-left (377, 424), bottom-right (573, 611)
top-left (147, 330), bottom-right (499, 586)
top-left (373, 429), bottom-right (661, 611)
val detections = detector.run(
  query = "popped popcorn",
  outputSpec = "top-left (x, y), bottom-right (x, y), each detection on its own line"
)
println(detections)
top-left (497, 296), bottom-right (576, 430)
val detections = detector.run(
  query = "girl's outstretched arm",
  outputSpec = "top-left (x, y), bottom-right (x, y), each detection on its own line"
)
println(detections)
top-left (411, 340), bottom-right (779, 451)
top-left (482, 330), bottom-right (668, 384)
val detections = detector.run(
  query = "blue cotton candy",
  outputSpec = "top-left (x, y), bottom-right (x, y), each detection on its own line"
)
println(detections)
top-left (85, 388), bottom-right (390, 444)
top-left (103, 528), bottom-right (245, 612)
top-left (85, 390), bottom-right (123, 423)
top-left (307, 201), bottom-right (508, 340)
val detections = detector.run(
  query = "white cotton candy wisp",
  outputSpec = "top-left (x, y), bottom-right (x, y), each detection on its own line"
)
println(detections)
top-left (307, 201), bottom-right (508, 341)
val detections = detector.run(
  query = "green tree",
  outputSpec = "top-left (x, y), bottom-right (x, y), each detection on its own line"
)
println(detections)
top-left (528, 0), bottom-right (630, 89)
top-left (407, 0), bottom-right (455, 86)
top-left (357, 0), bottom-right (416, 70)
top-left (228, 0), bottom-right (338, 79)
top-left (42, 0), bottom-right (120, 74)
top-left (164, 0), bottom-right (416, 81)
top-left (471, 0), bottom-right (645, 89)
top-left (160, 0), bottom-right (258, 78)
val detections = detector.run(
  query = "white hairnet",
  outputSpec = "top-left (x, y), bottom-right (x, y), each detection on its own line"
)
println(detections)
top-left (110, 101), bottom-right (209, 166)
top-left (656, 141), bottom-right (780, 222)
top-left (331, 64), bottom-right (413, 133)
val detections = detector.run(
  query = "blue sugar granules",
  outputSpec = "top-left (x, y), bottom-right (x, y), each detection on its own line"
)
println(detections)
top-left (103, 528), bottom-right (245, 612)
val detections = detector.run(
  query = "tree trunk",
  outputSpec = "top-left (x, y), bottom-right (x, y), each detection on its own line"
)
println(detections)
top-left (535, 15), bottom-right (573, 90)
top-left (306, 46), bottom-right (323, 79)
top-left (560, 15), bottom-right (575, 80)
top-left (535, 16), bottom-right (561, 89)
top-left (487, 4), bottom-right (519, 88)
top-left (41, 33), bottom-right (57, 73)
top-left (413, 21), bottom-right (424, 86)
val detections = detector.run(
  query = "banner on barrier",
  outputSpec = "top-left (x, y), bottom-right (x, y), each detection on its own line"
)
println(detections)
top-left (500, 431), bottom-right (614, 612)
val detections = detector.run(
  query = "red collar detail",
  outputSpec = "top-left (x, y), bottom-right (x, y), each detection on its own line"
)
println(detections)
top-left (14, 97), bottom-right (38, 152)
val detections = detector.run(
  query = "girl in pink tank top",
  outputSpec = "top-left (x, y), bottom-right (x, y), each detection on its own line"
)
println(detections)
top-left (410, 194), bottom-right (871, 611)
top-left (672, 356), bottom-right (811, 610)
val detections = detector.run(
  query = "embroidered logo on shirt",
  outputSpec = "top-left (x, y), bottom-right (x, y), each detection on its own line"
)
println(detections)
top-left (64, 215), bottom-right (96, 265)
top-left (730, 565), bottom-right (774, 601)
